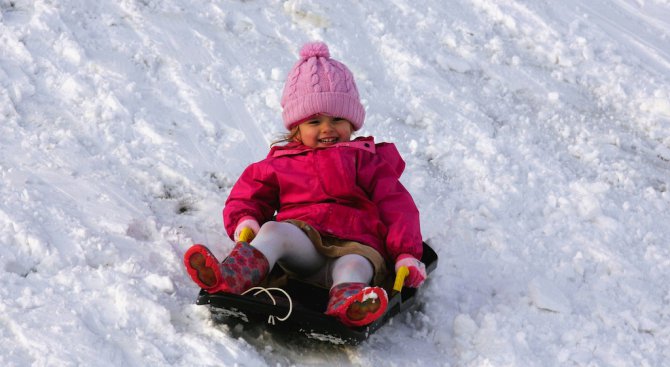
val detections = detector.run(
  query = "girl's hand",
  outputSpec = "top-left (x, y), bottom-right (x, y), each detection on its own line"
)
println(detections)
top-left (234, 218), bottom-right (260, 242)
top-left (394, 254), bottom-right (427, 288)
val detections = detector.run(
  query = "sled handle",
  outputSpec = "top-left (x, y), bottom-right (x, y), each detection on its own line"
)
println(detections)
top-left (239, 227), bottom-right (255, 242)
top-left (393, 266), bottom-right (409, 293)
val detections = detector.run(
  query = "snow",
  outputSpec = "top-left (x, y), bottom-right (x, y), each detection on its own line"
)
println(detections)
top-left (1, 0), bottom-right (670, 365)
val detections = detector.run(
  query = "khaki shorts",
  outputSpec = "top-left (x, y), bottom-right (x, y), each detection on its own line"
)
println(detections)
top-left (283, 219), bottom-right (388, 287)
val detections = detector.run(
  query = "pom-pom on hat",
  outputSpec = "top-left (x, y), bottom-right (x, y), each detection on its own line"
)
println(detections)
top-left (281, 42), bottom-right (365, 131)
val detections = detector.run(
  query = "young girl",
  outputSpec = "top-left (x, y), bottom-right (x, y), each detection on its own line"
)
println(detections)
top-left (184, 41), bottom-right (427, 327)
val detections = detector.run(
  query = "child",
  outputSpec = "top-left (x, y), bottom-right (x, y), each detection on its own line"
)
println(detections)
top-left (184, 41), bottom-right (427, 327)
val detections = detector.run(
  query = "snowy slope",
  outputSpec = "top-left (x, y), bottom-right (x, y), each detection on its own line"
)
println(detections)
top-left (1, 0), bottom-right (670, 366)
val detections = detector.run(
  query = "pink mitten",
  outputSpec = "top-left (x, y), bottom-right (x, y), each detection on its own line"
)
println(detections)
top-left (233, 217), bottom-right (260, 242)
top-left (394, 254), bottom-right (427, 288)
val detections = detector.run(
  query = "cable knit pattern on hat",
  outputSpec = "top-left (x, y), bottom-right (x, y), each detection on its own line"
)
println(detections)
top-left (281, 41), bottom-right (366, 130)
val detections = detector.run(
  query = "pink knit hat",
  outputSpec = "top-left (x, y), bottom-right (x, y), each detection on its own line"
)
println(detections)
top-left (281, 42), bottom-right (365, 131)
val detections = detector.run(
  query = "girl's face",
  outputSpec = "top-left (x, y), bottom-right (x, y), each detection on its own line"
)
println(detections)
top-left (296, 115), bottom-right (353, 148)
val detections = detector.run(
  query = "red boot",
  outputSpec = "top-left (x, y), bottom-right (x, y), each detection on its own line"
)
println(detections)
top-left (325, 282), bottom-right (388, 327)
top-left (184, 242), bottom-right (269, 294)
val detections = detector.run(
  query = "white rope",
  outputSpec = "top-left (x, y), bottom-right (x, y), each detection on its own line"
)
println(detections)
top-left (241, 287), bottom-right (293, 325)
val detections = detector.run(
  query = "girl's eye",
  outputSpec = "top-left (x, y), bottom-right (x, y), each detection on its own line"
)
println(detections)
top-left (307, 120), bottom-right (320, 125)
top-left (333, 118), bottom-right (345, 123)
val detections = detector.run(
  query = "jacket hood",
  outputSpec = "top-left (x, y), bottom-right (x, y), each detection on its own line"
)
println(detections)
top-left (268, 136), bottom-right (405, 178)
top-left (268, 136), bottom-right (374, 156)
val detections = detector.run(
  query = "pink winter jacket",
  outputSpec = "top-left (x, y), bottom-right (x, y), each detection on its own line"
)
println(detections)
top-left (222, 136), bottom-right (423, 263)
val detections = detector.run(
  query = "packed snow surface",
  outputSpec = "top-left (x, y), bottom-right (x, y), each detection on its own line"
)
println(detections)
top-left (2, 0), bottom-right (670, 366)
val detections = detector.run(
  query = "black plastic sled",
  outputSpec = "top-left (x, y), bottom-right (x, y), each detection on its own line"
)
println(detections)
top-left (195, 242), bottom-right (438, 345)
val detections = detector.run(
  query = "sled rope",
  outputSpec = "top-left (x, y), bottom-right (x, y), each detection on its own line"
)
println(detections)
top-left (242, 287), bottom-right (293, 325)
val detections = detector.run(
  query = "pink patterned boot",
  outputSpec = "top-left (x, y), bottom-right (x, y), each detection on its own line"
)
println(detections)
top-left (325, 282), bottom-right (388, 327)
top-left (184, 242), bottom-right (269, 294)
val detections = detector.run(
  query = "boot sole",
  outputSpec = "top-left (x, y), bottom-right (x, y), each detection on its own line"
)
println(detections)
top-left (188, 252), bottom-right (218, 287)
top-left (184, 245), bottom-right (221, 290)
top-left (346, 297), bottom-right (383, 321)
top-left (335, 287), bottom-right (388, 327)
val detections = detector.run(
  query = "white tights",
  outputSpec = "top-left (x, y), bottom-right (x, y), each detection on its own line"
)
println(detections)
top-left (249, 221), bottom-right (374, 287)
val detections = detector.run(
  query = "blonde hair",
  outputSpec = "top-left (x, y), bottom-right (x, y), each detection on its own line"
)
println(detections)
top-left (271, 126), bottom-right (300, 146)
top-left (270, 119), bottom-right (356, 146)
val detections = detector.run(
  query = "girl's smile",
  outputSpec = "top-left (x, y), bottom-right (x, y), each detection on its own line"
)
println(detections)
top-left (296, 115), bottom-right (354, 148)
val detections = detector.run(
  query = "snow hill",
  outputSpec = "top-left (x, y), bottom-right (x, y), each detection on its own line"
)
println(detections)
top-left (1, 0), bottom-right (669, 366)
